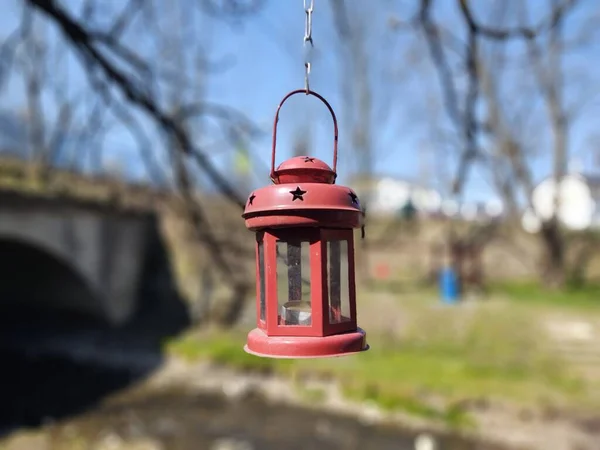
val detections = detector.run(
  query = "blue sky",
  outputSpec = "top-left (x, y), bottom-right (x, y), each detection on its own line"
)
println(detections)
top-left (1, 0), bottom-right (599, 204)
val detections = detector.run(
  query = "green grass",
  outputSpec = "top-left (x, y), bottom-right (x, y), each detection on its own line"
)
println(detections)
top-left (489, 281), bottom-right (600, 310)
top-left (369, 276), bottom-right (600, 313)
top-left (342, 383), bottom-right (474, 428)
top-left (165, 281), bottom-right (600, 429)
top-left (295, 385), bottom-right (328, 404)
top-left (165, 298), bottom-right (597, 429)
top-left (165, 330), bottom-right (294, 375)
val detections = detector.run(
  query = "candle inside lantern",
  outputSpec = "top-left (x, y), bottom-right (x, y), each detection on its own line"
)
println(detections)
top-left (277, 240), bottom-right (312, 325)
top-left (281, 300), bottom-right (312, 325)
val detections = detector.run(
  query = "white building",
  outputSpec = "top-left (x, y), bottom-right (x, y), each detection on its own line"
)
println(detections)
top-left (353, 176), bottom-right (442, 216)
top-left (521, 173), bottom-right (600, 233)
top-left (351, 175), bottom-right (505, 221)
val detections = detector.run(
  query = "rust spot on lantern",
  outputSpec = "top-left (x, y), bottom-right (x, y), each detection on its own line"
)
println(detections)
top-left (242, 89), bottom-right (369, 358)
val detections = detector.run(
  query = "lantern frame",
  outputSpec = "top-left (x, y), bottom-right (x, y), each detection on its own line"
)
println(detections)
top-left (254, 228), bottom-right (358, 338)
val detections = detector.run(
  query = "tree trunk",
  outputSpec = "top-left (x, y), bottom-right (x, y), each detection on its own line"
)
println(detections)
top-left (357, 207), bottom-right (370, 284)
top-left (539, 219), bottom-right (566, 289)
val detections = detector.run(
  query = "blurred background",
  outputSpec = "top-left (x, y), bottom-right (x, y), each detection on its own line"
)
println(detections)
top-left (0, 0), bottom-right (600, 449)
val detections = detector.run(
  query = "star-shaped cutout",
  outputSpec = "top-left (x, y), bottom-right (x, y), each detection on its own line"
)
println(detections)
top-left (348, 190), bottom-right (359, 205)
top-left (248, 193), bottom-right (256, 205)
top-left (290, 186), bottom-right (307, 201)
top-left (303, 157), bottom-right (315, 163)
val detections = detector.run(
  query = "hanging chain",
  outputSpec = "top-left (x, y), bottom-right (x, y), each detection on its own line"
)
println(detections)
top-left (303, 0), bottom-right (314, 93)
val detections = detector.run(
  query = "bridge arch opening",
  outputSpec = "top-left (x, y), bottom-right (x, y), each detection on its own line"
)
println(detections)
top-left (0, 216), bottom-right (191, 435)
top-left (0, 236), bottom-right (104, 324)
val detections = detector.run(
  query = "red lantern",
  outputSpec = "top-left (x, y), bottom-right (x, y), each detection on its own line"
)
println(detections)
top-left (242, 90), bottom-right (369, 358)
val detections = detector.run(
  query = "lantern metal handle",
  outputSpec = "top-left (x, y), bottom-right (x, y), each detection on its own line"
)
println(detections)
top-left (270, 89), bottom-right (338, 182)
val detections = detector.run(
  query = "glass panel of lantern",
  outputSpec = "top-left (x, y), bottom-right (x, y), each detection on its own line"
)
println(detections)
top-left (327, 240), bottom-right (351, 324)
top-left (257, 237), bottom-right (266, 324)
top-left (276, 240), bottom-right (311, 326)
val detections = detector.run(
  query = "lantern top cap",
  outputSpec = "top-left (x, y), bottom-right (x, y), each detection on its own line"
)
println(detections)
top-left (272, 155), bottom-right (336, 184)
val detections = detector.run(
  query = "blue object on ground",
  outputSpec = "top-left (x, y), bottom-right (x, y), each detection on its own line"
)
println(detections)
top-left (440, 266), bottom-right (460, 304)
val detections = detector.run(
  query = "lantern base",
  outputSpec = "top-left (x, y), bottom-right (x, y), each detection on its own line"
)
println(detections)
top-left (244, 327), bottom-right (368, 359)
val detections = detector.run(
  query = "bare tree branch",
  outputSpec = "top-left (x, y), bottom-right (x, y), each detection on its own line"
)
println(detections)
top-left (46, 101), bottom-right (72, 162)
top-left (21, 7), bottom-right (46, 163)
top-left (419, 0), bottom-right (584, 287)
top-left (199, 0), bottom-right (266, 19)
top-left (458, 0), bottom-right (578, 41)
top-left (418, 0), bottom-right (462, 130)
top-left (108, 0), bottom-right (144, 38)
top-left (27, 0), bottom-right (247, 207)
top-left (452, 1), bottom-right (480, 196)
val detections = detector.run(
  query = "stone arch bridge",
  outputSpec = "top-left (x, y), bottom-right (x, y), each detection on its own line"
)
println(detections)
top-left (0, 158), bottom-right (253, 326)
top-left (0, 191), bottom-right (163, 325)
